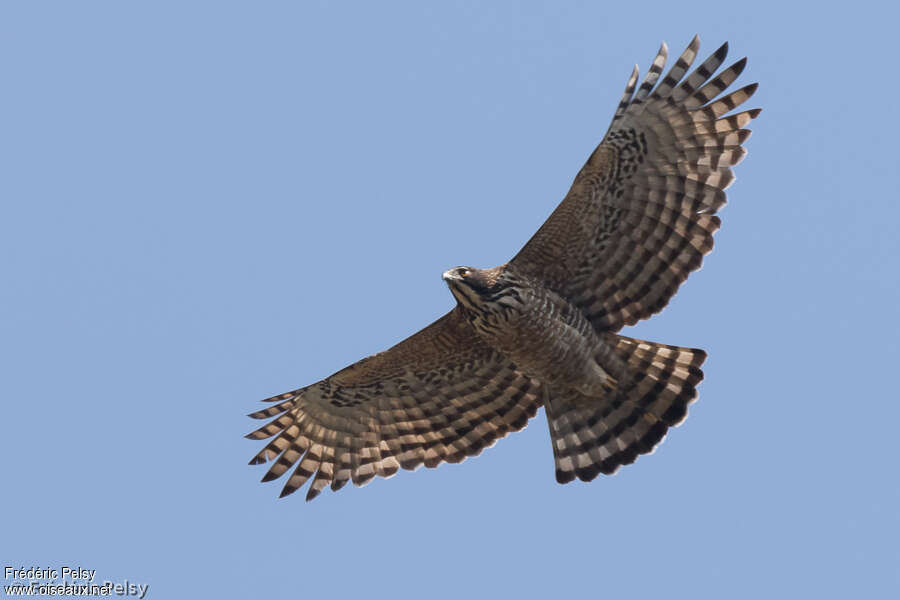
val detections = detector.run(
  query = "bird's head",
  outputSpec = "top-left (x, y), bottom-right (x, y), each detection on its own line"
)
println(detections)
top-left (442, 266), bottom-right (506, 312)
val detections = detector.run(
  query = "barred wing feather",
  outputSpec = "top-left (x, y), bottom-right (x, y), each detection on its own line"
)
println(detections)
top-left (512, 36), bottom-right (760, 332)
top-left (246, 308), bottom-right (542, 501)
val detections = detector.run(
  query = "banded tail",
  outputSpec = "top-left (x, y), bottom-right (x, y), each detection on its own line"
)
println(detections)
top-left (544, 334), bottom-right (706, 483)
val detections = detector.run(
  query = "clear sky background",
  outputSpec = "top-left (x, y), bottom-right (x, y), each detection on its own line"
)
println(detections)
top-left (2, 2), bottom-right (898, 598)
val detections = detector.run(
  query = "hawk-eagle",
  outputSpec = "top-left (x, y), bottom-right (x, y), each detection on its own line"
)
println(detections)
top-left (246, 36), bottom-right (760, 501)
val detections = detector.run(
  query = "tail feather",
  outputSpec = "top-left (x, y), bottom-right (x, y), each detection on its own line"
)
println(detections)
top-left (545, 334), bottom-right (706, 484)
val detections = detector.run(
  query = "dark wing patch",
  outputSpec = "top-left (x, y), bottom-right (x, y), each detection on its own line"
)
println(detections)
top-left (247, 308), bottom-right (542, 501)
top-left (511, 36), bottom-right (759, 332)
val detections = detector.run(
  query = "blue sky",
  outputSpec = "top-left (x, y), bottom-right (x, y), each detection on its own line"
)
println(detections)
top-left (2, 2), bottom-right (898, 598)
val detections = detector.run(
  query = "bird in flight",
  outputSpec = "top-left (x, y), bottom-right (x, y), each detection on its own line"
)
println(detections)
top-left (247, 36), bottom-right (760, 501)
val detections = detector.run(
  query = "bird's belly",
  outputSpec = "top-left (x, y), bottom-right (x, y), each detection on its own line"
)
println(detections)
top-left (479, 291), bottom-right (611, 394)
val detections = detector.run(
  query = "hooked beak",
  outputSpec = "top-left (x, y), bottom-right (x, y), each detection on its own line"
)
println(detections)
top-left (442, 269), bottom-right (459, 283)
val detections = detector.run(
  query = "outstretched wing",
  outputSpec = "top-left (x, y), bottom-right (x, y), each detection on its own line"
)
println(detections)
top-left (247, 308), bottom-right (542, 501)
top-left (511, 36), bottom-right (759, 331)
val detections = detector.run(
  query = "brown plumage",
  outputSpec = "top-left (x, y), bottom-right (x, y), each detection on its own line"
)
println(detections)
top-left (246, 35), bottom-right (760, 501)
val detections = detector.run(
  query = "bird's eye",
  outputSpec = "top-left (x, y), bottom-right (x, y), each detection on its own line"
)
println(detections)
top-left (459, 268), bottom-right (469, 278)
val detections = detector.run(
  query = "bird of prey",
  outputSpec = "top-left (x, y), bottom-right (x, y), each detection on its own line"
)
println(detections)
top-left (247, 36), bottom-right (759, 501)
